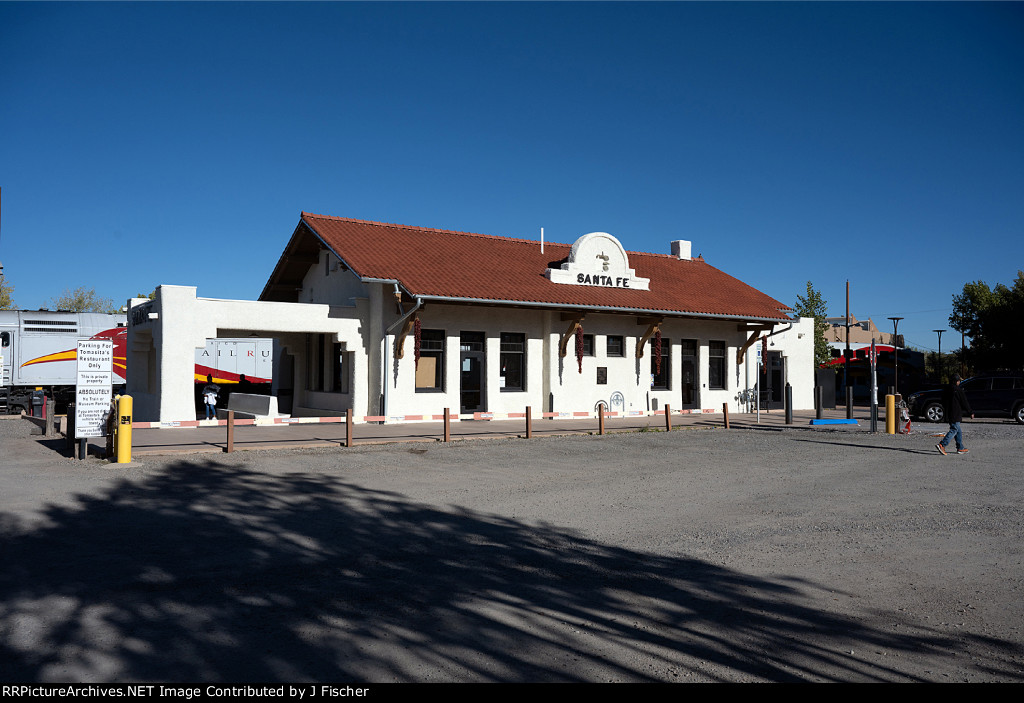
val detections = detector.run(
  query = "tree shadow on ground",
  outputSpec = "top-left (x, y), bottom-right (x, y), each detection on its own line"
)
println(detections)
top-left (1, 460), bottom-right (1019, 682)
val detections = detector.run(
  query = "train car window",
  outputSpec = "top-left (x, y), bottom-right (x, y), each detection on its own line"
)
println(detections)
top-left (1, 331), bottom-right (9, 347)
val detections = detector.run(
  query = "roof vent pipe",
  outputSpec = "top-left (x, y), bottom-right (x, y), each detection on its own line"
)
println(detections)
top-left (540, 227), bottom-right (544, 255)
top-left (671, 240), bottom-right (691, 261)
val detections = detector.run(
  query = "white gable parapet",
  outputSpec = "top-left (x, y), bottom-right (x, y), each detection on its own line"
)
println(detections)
top-left (545, 232), bottom-right (651, 291)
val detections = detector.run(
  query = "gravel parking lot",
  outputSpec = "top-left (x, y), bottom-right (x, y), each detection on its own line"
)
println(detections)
top-left (1, 416), bottom-right (1022, 682)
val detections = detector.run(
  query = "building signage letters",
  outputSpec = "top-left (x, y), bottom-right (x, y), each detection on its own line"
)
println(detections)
top-left (546, 232), bottom-right (650, 291)
top-left (129, 302), bottom-right (153, 327)
top-left (576, 273), bottom-right (633, 288)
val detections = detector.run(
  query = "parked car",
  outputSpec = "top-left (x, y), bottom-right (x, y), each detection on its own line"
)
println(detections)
top-left (907, 375), bottom-right (1024, 424)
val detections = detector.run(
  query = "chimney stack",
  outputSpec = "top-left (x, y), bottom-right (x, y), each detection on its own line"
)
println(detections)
top-left (671, 240), bottom-right (691, 260)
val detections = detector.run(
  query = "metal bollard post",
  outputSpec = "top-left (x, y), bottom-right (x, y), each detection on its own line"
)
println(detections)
top-left (66, 403), bottom-right (76, 454)
top-left (785, 383), bottom-right (793, 425)
top-left (105, 404), bottom-right (115, 459)
top-left (723, 402), bottom-right (730, 429)
top-left (846, 386), bottom-right (853, 420)
top-left (444, 407), bottom-right (451, 442)
top-left (226, 410), bottom-right (234, 453)
top-left (815, 386), bottom-right (823, 420)
top-left (664, 403), bottom-right (672, 432)
top-left (116, 395), bottom-right (133, 464)
top-left (599, 404), bottom-right (605, 435)
top-left (346, 408), bottom-right (353, 447)
top-left (526, 406), bottom-right (532, 439)
top-left (885, 394), bottom-right (895, 434)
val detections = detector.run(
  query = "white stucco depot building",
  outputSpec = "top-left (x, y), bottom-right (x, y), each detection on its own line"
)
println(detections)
top-left (127, 213), bottom-right (814, 423)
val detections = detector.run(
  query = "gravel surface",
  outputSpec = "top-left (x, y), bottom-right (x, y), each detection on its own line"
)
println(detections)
top-left (1, 416), bottom-right (1022, 682)
top-left (0, 416), bottom-right (34, 439)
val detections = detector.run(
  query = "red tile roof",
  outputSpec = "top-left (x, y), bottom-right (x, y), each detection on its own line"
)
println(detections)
top-left (273, 213), bottom-right (791, 321)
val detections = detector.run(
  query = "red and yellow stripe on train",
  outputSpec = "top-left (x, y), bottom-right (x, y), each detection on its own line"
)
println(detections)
top-left (19, 328), bottom-right (272, 385)
top-left (19, 327), bottom-right (128, 382)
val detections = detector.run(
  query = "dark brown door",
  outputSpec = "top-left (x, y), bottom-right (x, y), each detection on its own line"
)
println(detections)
top-left (460, 332), bottom-right (486, 414)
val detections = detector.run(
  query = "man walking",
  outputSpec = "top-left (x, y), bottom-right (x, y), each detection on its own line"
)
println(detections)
top-left (202, 375), bottom-right (220, 421)
top-left (936, 374), bottom-right (973, 455)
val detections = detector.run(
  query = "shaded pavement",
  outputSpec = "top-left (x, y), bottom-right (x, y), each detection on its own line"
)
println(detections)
top-left (3, 457), bottom-right (1015, 682)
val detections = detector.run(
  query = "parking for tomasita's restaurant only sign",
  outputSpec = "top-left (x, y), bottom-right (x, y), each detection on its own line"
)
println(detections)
top-left (75, 339), bottom-right (113, 439)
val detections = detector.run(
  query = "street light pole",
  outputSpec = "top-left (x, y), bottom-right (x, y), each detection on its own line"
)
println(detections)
top-left (933, 329), bottom-right (945, 383)
top-left (961, 330), bottom-right (966, 377)
top-left (845, 280), bottom-right (851, 416)
top-left (888, 317), bottom-right (903, 395)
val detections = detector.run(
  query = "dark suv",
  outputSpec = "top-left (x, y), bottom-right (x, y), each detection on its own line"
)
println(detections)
top-left (907, 375), bottom-right (1024, 425)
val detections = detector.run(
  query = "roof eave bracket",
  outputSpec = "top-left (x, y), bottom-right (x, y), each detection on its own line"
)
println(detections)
top-left (635, 317), bottom-right (664, 359)
top-left (558, 315), bottom-right (585, 358)
top-left (737, 323), bottom-right (775, 365)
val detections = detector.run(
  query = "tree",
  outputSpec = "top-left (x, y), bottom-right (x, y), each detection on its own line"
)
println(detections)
top-left (0, 274), bottom-right (14, 310)
top-left (793, 281), bottom-right (831, 367)
top-left (47, 286), bottom-right (119, 313)
top-left (949, 272), bottom-right (1024, 372)
top-left (949, 280), bottom-right (996, 342)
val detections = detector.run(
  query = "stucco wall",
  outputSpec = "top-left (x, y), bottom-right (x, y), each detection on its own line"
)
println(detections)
top-left (127, 285), bottom-right (369, 422)
top-left (380, 305), bottom-right (816, 418)
top-left (128, 283), bottom-right (816, 423)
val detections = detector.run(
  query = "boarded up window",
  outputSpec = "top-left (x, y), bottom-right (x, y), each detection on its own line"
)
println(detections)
top-left (416, 330), bottom-right (444, 391)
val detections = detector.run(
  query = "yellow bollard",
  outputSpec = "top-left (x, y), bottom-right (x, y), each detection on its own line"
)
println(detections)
top-left (885, 394), bottom-right (895, 435)
top-left (116, 395), bottom-right (133, 463)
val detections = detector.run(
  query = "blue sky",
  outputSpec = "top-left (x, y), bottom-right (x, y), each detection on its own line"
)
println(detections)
top-left (1, 1), bottom-right (1021, 353)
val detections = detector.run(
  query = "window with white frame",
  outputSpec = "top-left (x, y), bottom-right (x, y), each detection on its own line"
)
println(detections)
top-left (500, 332), bottom-right (526, 391)
top-left (709, 340), bottom-right (726, 390)
top-left (651, 338), bottom-right (670, 390)
top-left (607, 335), bottom-right (625, 357)
top-left (416, 329), bottom-right (445, 391)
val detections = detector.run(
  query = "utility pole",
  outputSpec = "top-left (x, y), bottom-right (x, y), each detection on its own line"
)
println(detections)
top-left (889, 317), bottom-right (903, 395)
top-left (933, 329), bottom-right (945, 382)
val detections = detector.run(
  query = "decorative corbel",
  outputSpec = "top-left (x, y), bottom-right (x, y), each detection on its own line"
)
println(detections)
top-left (395, 313), bottom-right (418, 359)
top-left (736, 323), bottom-right (774, 364)
top-left (558, 314), bottom-right (585, 358)
top-left (635, 317), bottom-right (664, 359)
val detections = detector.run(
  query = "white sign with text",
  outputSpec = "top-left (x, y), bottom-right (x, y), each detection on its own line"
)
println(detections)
top-left (75, 340), bottom-right (113, 439)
